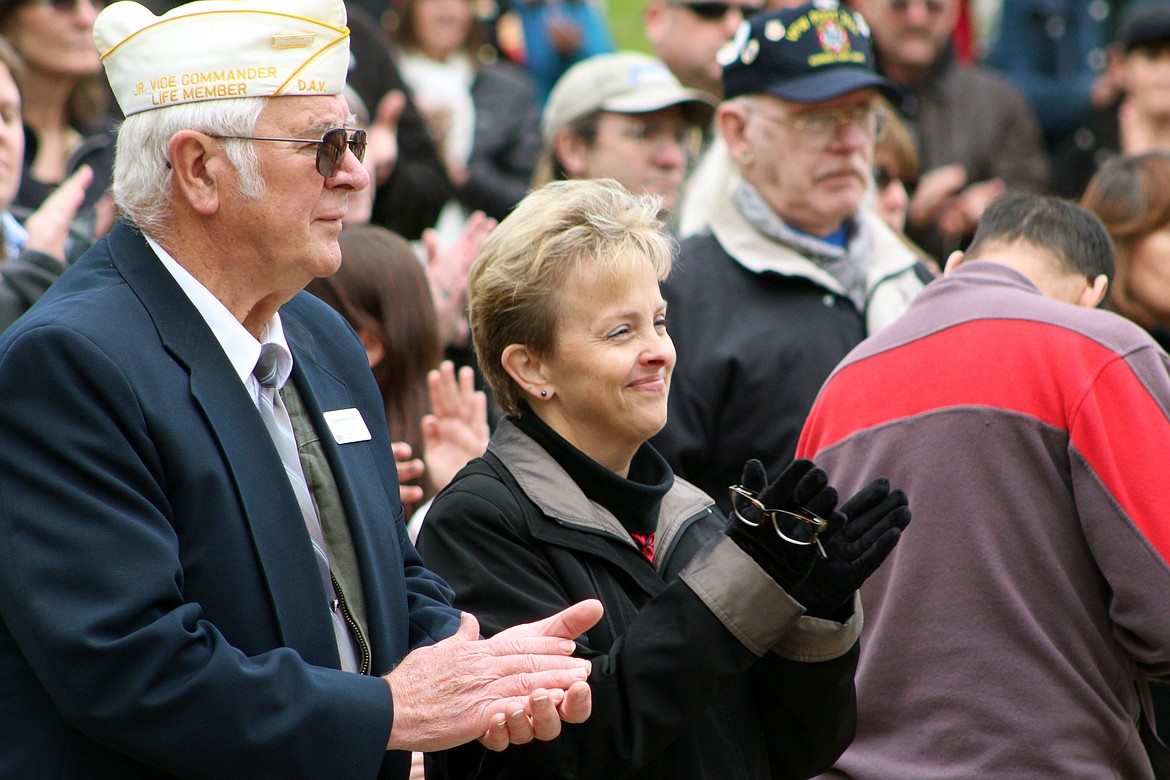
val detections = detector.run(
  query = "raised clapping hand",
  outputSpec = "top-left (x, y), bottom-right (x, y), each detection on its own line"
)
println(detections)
top-left (383, 599), bottom-right (603, 753)
top-left (423, 211), bottom-right (496, 349)
top-left (22, 165), bottom-right (93, 261)
top-left (725, 459), bottom-right (843, 591)
top-left (789, 477), bottom-right (911, 620)
top-left (421, 360), bottom-right (489, 493)
top-left (392, 441), bottom-right (425, 505)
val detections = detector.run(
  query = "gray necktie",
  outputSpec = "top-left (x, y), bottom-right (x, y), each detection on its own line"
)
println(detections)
top-left (253, 343), bottom-right (359, 672)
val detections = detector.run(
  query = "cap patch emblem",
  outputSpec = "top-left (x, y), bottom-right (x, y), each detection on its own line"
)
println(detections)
top-left (272, 33), bottom-right (317, 49)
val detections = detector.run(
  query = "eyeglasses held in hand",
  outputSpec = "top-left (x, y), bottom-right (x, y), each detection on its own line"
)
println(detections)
top-left (728, 484), bottom-right (830, 558)
top-left (208, 127), bottom-right (368, 179)
top-left (748, 105), bottom-right (888, 145)
top-left (669, 1), bottom-right (764, 21)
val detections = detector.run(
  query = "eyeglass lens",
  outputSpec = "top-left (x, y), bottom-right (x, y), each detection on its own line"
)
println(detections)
top-left (317, 128), bottom-right (367, 178)
top-left (728, 485), bottom-right (826, 546)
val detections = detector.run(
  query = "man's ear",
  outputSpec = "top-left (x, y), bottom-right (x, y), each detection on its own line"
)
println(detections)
top-left (1079, 274), bottom-right (1109, 309)
top-left (943, 250), bottom-right (966, 275)
top-left (501, 343), bottom-right (548, 401)
top-left (716, 102), bottom-right (750, 166)
top-left (167, 130), bottom-right (227, 216)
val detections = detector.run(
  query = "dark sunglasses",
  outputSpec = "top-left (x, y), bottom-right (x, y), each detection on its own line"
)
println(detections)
top-left (873, 165), bottom-right (918, 194)
top-left (670, 1), bottom-right (764, 21)
top-left (209, 127), bottom-right (367, 178)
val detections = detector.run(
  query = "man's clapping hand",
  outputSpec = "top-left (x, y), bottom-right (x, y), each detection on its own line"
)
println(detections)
top-left (384, 599), bottom-right (603, 753)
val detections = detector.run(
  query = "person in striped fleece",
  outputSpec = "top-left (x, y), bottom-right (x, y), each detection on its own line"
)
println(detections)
top-left (799, 192), bottom-right (1170, 778)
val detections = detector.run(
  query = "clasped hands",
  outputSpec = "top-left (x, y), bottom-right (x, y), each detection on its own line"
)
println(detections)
top-left (725, 459), bottom-right (911, 620)
top-left (384, 599), bottom-right (603, 753)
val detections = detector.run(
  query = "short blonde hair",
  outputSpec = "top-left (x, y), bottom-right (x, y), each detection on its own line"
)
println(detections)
top-left (469, 179), bottom-right (674, 416)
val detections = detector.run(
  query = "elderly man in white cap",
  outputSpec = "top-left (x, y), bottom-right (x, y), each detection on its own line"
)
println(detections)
top-left (533, 51), bottom-right (715, 218)
top-left (0, 1), bottom-right (602, 777)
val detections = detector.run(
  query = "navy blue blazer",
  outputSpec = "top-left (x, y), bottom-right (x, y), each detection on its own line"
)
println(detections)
top-left (0, 221), bottom-right (461, 778)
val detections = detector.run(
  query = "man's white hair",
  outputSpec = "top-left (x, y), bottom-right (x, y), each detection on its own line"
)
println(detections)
top-left (113, 97), bottom-right (268, 237)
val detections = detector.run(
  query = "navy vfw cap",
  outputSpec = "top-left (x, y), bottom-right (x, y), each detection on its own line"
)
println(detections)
top-left (720, 0), bottom-right (898, 104)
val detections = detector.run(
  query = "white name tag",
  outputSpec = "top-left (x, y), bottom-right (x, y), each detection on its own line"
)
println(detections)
top-left (323, 408), bottom-right (372, 444)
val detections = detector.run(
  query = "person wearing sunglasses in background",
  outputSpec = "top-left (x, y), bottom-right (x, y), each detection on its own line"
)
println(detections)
top-left (852, 0), bottom-right (1049, 267)
top-left (0, 1), bottom-right (610, 777)
top-left (644, 0), bottom-right (763, 99)
top-left (653, 2), bottom-right (932, 516)
top-left (0, 35), bottom-right (108, 332)
top-left (868, 95), bottom-right (936, 269)
top-left (0, 0), bottom-right (115, 217)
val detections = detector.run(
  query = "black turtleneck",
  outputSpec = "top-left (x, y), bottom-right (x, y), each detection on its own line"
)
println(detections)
top-left (512, 408), bottom-right (673, 537)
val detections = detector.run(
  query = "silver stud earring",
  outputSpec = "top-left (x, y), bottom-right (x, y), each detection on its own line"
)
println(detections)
top-left (540, 390), bottom-right (548, 397)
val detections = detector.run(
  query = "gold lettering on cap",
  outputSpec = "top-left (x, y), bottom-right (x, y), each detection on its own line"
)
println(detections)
top-left (272, 33), bottom-right (316, 49)
top-left (785, 16), bottom-right (811, 41)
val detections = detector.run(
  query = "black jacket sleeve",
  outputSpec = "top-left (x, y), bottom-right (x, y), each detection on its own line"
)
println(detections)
top-left (417, 465), bottom-right (856, 780)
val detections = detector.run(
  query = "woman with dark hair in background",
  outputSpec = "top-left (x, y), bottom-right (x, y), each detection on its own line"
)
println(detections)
top-left (307, 224), bottom-right (489, 519)
top-left (307, 225), bottom-right (443, 509)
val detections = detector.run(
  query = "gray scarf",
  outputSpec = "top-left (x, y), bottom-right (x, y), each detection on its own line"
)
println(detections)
top-left (733, 180), bottom-right (871, 311)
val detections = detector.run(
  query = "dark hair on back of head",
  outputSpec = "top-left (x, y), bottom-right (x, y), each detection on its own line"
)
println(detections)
top-left (965, 192), bottom-right (1115, 282)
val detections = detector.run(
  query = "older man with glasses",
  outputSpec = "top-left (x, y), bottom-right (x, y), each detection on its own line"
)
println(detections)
top-left (0, 1), bottom-right (607, 777)
top-left (652, 1), bottom-right (932, 517)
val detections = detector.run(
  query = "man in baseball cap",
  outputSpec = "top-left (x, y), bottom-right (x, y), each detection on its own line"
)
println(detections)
top-left (533, 51), bottom-right (715, 214)
top-left (654, 0), bottom-right (932, 518)
top-left (0, 0), bottom-right (604, 777)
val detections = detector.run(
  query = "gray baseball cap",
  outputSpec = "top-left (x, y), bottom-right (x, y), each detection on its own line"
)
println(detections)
top-left (541, 52), bottom-right (717, 140)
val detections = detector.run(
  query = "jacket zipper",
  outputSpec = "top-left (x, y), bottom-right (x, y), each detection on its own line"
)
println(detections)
top-left (332, 572), bottom-right (371, 675)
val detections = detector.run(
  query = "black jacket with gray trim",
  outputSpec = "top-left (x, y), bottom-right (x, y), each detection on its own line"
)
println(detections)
top-left (417, 417), bottom-right (860, 780)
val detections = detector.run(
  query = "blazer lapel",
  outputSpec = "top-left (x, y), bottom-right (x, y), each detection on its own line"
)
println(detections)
top-left (282, 312), bottom-right (409, 667)
top-left (108, 223), bottom-right (340, 669)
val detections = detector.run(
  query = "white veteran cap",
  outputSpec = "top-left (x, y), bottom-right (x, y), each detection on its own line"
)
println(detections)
top-left (94, 0), bottom-right (351, 117)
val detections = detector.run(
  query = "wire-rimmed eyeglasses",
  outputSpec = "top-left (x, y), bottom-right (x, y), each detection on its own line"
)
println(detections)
top-left (728, 484), bottom-right (830, 558)
top-left (208, 127), bottom-right (367, 179)
top-left (747, 105), bottom-right (889, 145)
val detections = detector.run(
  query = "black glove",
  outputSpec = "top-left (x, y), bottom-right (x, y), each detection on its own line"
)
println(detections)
top-left (724, 458), bottom-right (843, 590)
top-left (789, 477), bottom-right (911, 620)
